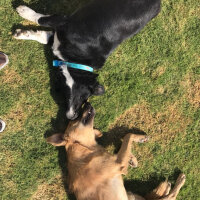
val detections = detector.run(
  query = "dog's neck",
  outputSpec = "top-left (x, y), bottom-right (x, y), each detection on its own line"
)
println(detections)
top-left (66, 67), bottom-right (99, 85)
top-left (66, 138), bottom-right (99, 163)
top-left (60, 53), bottom-right (106, 70)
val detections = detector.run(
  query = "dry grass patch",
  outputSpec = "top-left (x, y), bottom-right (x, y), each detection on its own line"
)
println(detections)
top-left (155, 85), bottom-right (166, 94)
top-left (152, 66), bottom-right (166, 79)
top-left (1, 68), bottom-right (22, 88)
top-left (181, 75), bottom-right (200, 109)
top-left (108, 102), bottom-right (190, 161)
top-left (30, 175), bottom-right (66, 200)
top-left (186, 81), bottom-right (200, 108)
top-left (2, 101), bottom-right (29, 133)
top-left (0, 150), bottom-right (15, 176)
top-left (0, 151), bottom-right (18, 195)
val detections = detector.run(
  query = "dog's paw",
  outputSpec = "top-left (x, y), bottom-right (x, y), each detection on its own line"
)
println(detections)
top-left (16, 5), bottom-right (38, 23)
top-left (165, 182), bottom-right (172, 196)
top-left (128, 154), bottom-right (138, 168)
top-left (13, 29), bottom-right (30, 39)
top-left (176, 174), bottom-right (186, 186)
top-left (138, 135), bottom-right (149, 143)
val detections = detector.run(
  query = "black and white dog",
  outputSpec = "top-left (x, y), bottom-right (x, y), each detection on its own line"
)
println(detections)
top-left (14, 0), bottom-right (161, 120)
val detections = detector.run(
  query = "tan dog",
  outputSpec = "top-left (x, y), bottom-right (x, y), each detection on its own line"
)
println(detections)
top-left (47, 102), bottom-right (186, 200)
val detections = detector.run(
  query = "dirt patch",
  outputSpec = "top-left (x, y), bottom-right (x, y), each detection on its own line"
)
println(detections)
top-left (30, 175), bottom-right (66, 200)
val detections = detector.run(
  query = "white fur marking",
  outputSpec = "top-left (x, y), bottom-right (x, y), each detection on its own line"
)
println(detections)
top-left (16, 5), bottom-right (47, 24)
top-left (61, 66), bottom-right (75, 119)
top-left (14, 29), bottom-right (53, 44)
top-left (61, 65), bottom-right (74, 89)
top-left (66, 107), bottom-right (75, 119)
top-left (52, 32), bottom-right (65, 60)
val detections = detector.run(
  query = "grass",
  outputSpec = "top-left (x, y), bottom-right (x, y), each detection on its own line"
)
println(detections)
top-left (0, 0), bottom-right (200, 199)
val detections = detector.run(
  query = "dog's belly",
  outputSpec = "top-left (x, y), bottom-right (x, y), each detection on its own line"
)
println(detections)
top-left (102, 176), bottom-right (128, 200)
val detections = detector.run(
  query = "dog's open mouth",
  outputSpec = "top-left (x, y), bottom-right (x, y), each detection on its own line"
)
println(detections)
top-left (81, 102), bottom-right (95, 125)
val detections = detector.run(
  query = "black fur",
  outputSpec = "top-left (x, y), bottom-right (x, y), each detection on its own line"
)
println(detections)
top-left (38, 0), bottom-right (161, 119)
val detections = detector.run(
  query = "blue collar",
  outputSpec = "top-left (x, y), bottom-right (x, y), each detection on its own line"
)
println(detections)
top-left (53, 60), bottom-right (94, 72)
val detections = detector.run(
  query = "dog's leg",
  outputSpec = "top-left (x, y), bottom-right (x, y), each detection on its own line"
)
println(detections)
top-left (127, 192), bottom-right (145, 200)
top-left (16, 6), bottom-right (47, 24)
top-left (116, 133), bottom-right (149, 175)
top-left (14, 29), bottom-right (53, 44)
top-left (147, 174), bottom-right (186, 200)
top-left (145, 180), bottom-right (171, 200)
top-left (16, 5), bottom-right (67, 27)
top-left (161, 174), bottom-right (186, 200)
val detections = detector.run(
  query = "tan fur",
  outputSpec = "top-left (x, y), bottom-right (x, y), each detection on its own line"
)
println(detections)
top-left (47, 106), bottom-right (185, 200)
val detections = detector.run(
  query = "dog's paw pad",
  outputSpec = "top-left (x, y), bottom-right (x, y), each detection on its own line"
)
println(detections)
top-left (139, 136), bottom-right (149, 143)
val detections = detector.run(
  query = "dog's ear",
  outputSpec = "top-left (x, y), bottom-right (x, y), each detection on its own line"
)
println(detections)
top-left (93, 84), bottom-right (105, 96)
top-left (46, 133), bottom-right (66, 146)
top-left (94, 129), bottom-right (103, 138)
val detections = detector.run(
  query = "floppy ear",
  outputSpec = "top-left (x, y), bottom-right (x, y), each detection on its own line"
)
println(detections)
top-left (94, 129), bottom-right (103, 138)
top-left (46, 133), bottom-right (66, 146)
top-left (93, 84), bottom-right (105, 96)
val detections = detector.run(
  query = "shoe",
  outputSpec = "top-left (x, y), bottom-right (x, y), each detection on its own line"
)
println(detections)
top-left (0, 52), bottom-right (9, 70)
top-left (0, 119), bottom-right (6, 132)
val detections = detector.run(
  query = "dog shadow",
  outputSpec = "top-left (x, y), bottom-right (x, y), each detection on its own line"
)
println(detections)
top-left (97, 126), bottom-right (147, 153)
top-left (12, 1), bottom-right (182, 199)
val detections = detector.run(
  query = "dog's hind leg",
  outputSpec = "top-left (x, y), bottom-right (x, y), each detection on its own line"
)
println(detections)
top-left (146, 174), bottom-right (186, 200)
top-left (16, 6), bottom-right (67, 27)
top-left (145, 180), bottom-right (171, 200)
top-left (160, 174), bottom-right (186, 200)
top-left (16, 6), bottom-right (47, 24)
top-left (127, 192), bottom-right (145, 200)
top-left (116, 133), bottom-right (149, 175)
top-left (14, 29), bottom-right (53, 44)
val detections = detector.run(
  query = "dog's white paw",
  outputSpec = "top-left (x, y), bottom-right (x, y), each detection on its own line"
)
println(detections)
top-left (16, 5), bottom-right (44, 24)
top-left (14, 29), bottom-right (31, 39)
top-left (17, 6), bottom-right (37, 21)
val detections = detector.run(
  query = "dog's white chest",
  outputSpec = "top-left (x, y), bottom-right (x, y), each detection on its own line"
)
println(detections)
top-left (52, 32), bottom-right (65, 60)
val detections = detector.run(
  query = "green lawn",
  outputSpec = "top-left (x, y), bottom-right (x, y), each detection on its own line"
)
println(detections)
top-left (0, 0), bottom-right (200, 199)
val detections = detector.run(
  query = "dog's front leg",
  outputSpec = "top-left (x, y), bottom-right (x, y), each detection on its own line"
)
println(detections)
top-left (14, 30), bottom-right (53, 44)
top-left (116, 133), bottom-right (149, 175)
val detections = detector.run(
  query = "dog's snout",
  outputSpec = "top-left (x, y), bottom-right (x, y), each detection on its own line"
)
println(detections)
top-left (66, 109), bottom-right (78, 120)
